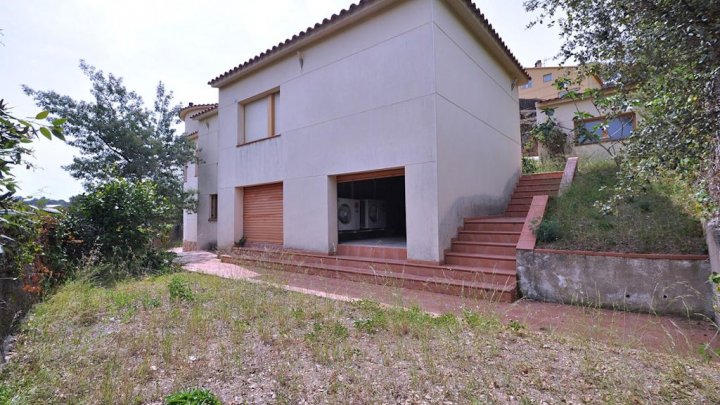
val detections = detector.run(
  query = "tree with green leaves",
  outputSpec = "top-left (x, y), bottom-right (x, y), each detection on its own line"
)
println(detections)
top-left (22, 61), bottom-right (195, 222)
top-left (0, 100), bottom-right (65, 208)
top-left (524, 0), bottom-right (720, 213)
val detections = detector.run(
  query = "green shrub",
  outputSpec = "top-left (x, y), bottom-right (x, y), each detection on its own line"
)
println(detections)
top-left (165, 387), bottom-right (221, 405)
top-left (168, 276), bottom-right (194, 302)
top-left (522, 157), bottom-right (539, 174)
top-left (534, 218), bottom-right (561, 242)
top-left (0, 384), bottom-right (15, 405)
top-left (57, 178), bottom-right (177, 284)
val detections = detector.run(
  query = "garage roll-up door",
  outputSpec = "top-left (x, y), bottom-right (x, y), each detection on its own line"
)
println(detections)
top-left (243, 183), bottom-right (283, 244)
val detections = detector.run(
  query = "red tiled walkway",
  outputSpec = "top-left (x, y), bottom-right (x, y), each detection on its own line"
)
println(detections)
top-left (175, 249), bottom-right (719, 357)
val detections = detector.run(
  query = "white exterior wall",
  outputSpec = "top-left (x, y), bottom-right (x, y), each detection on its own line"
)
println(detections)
top-left (182, 162), bottom-right (198, 247)
top-left (186, 0), bottom-right (526, 262)
top-left (182, 113), bottom-right (219, 250)
top-left (432, 0), bottom-right (521, 256)
top-left (215, 0), bottom-right (441, 260)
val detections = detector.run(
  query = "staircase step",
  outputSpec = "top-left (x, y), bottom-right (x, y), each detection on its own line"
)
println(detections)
top-left (444, 252), bottom-right (516, 269)
top-left (456, 230), bottom-right (521, 243)
top-left (521, 172), bottom-right (563, 180)
top-left (518, 178), bottom-right (563, 185)
top-left (515, 185), bottom-right (560, 193)
top-left (222, 254), bottom-right (516, 301)
top-left (450, 241), bottom-right (516, 256)
top-left (512, 191), bottom-right (557, 198)
top-left (464, 217), bottom-right (525, 223)
top-left (504, 211), bottom-right (528, 217)
top-left (230, 247), bottom-right (513, 284)
top-left (462, 219), bottom-right (524, 232)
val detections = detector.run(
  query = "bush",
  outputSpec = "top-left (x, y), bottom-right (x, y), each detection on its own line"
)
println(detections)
top-left (165, 387), bottom-right (221, 405)
top-left (58, 178), bottom-right (177, 284)
top-left (168, 276), bottom-right (194, 302)
top-left (534, 218), bottom-right (561, 242)
top-left (0, 202), bottom-right (69, 294)
top-left (522, 157), bottom-right (539, 174)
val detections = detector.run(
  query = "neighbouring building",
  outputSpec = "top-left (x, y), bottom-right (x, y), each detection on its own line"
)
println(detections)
top-left (180, 0), bottom-right (530, 264)
top-left (535, 88), bottom-right (638, 159)
top-left (518, 61), bottom-right (604, 156)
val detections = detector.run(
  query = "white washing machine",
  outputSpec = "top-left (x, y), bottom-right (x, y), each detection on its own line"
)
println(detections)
top-left (360, 199), bottom-right (387, 229)
top-left (337, 198), bottom-right (360, 231)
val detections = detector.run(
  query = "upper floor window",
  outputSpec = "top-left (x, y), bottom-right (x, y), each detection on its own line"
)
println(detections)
top-left (522, 80), bottom-right (533, 89)
top-left (242, 91), bottom-right (280, 144)
top-left (543, 73), bottom-right (553, 83)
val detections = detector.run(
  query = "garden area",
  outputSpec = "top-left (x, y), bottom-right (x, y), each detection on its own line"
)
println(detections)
top-left (535, 159), bottom-right (708, 255)
top-left (1, 272), bottom-right (719, 404)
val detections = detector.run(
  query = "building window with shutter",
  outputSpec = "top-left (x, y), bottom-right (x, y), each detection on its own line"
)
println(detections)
top-left (241, 90), bottom-right (280, 145)
top-left (209, 194), bottom-right (218, 222)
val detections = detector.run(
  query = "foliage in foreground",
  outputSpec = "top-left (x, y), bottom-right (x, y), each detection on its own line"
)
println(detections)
top-left (0, 99), bottom-right (65, 208)
top-left (0, 273), bottom-right (717, 404)
top-left (536, 160), bottom-right (706, 254)
top-left (58, 178), bottom-right (177, 284)
top-left (524, 0), bottom-right (720, 214)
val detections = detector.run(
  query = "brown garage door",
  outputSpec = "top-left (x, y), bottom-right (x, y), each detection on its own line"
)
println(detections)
top-left (243, 183), bottom-right (283, 245)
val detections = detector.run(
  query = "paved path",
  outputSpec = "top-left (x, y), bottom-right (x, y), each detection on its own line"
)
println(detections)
top-left (175, 249), bottom-right (719, 356)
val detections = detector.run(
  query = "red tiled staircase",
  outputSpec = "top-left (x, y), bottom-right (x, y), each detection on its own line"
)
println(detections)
top-left (222, 171), bottom-right (564, 302)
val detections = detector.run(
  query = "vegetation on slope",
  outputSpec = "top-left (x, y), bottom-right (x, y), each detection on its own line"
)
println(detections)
top-left (0, 273), bottom-right (718, 404)
top-left (537, 160), bottom-right (707, 254)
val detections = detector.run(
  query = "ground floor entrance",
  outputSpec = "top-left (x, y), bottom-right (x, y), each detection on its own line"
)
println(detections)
top-left (243, 182), bottom-right (283, 245)
top-left (336, 169), bottom-right (406, 253)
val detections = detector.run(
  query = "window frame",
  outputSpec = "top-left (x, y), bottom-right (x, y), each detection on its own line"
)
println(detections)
top-left (574, 112), bottom-right (636, 145)
top-left (543, 73), bottom-right (553, 83)
top-left (209, 194), bottom-right (218, 222)
top-left (238, 88), bottom-right (280, 146)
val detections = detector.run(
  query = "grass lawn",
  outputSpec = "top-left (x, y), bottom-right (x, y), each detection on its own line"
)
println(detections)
top-left (538, 160), bottom-right (707, 254)
top-left (1, 272), bottom-right (718, 404)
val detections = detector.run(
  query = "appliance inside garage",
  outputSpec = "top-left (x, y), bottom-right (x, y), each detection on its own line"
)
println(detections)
top-left (336, 174), bottom-right (405, 246)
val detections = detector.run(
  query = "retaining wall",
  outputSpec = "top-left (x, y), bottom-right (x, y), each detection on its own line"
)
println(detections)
top-left (517, 249), bottom-right (714, 318)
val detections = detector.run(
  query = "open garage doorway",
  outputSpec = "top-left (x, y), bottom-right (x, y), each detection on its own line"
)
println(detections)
top-left (336, 169), bottom-right (406, 249)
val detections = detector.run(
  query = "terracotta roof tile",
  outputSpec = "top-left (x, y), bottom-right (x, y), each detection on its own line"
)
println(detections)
top-left (179, 103), bottom-right (218, 120)
top-left (189, 104), bottom-right (219, 120)
top-left (209, 0), bottom-right (528, 87)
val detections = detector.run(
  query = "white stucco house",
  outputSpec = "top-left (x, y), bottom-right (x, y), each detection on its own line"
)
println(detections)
top-left (181, 0), bottom-right (530, 264)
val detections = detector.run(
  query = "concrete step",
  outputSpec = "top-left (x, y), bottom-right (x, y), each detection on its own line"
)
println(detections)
top-left (221, 254), bottom-right (517, 302)
top-left (229, 247), bottom-right (514, 284)
top-left (462, 218), bottom-right (524, 232)
top-left (444, 252), bottom-right (516, 270)
top-left (515, 185), bottom-right (560, 193)
top-left (456, 230), bottom-right (521, 243)
top-left (450, 240), bottom-right (516, 256)
top-left (521, 172), bottom-right (563, 180)
top-left (512, 191), bottom-right (558, 198)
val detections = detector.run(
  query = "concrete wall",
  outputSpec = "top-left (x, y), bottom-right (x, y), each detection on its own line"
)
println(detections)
top-left (215, 0), bottom-right (441, 260)
top-left (433, 0), bottom-right (521, 257)
top-left (704, 219), bottom-right (720, 324)
top-left (182, 113), bottom-right (219, 250)
top-left (517, 249), bottom-right (715, 318)
top-left (0, 279), bottom-right (34, 362)
top-left (195, 0), bottom-right (524, 262)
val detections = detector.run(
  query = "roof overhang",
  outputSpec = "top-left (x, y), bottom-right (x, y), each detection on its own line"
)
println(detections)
top-left (209, 0), bottom-right (529, 88)
top-left (189, 105), bottom-right (219, 120)
top-left (179, 103), bottom-right (217, 120)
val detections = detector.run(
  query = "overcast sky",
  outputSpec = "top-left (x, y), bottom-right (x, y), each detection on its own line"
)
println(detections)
top-left (0, 0), bottom-right (562, 200)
